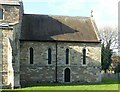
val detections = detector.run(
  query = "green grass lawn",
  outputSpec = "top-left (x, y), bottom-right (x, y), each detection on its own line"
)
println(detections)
top-left (2, 78), bottom-right (119, 91)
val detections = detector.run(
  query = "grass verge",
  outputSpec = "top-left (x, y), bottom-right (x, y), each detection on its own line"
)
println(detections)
top-left (1, 78), bottom-right (119, 91)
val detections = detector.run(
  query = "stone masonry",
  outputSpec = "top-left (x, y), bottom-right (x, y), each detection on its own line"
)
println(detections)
top-left (0, 1), bottom-right (23, 88)
top-left (20, 41), bottom-right (101, 85)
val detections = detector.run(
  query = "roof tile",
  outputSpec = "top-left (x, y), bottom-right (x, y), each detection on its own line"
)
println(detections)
top-left (21, 14), bottom-right (100, 42)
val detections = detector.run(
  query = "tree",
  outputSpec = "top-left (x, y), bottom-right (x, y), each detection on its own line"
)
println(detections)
top-left (101, 41), bottom-right (113, 73)
top-left (99, 27), bottom-right (118, 51)
top-left (100, 26), bottom-right (118, 73)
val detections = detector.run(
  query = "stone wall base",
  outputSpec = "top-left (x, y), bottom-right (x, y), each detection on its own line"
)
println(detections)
top-left (1, 85), bottom-right (13, 89)
top-left (14, 85), bottom-right (21, 89)
top-left (1, 84), bottom-right (21, 89)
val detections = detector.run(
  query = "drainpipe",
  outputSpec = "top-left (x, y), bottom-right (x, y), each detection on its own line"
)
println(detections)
top-left (55, 42), bottom-right (58, 83)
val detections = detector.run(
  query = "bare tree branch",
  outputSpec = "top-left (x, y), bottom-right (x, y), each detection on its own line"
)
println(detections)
top-left (99, 26), bottom-right (118, 52)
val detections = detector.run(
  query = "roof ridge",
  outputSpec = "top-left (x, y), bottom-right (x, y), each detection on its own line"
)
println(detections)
top-left (23, 14), bottom-right (90, 18)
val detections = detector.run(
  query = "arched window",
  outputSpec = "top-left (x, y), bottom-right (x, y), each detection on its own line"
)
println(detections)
top-left (64, 68), bottom-right (70, 82)
top-left (0, 9), bottom-right (3, 19)
top-left (66, 48), bottom-right (69, 64)
top-left (48, 48), bottom-right (51, 64)
top-left (82, 48), bottom-right (86, 64)
top-left (30, 47), bottom-right (33, 64)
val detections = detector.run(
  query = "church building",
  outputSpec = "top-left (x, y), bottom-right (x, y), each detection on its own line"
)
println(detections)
top-left (0, 0), bottom-right (101, 88)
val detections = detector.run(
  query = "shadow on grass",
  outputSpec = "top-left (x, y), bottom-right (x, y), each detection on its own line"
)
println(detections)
top-left (24, 78), bottom-right (119, 88)
top-left (1, 78), bottom-right (119, 92)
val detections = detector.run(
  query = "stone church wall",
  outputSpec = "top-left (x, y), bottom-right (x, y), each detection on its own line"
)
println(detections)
top-left (2, 28), bottom-right (14, 88)
top-left (20, 41), bottom-right (101, 85)
top-left (20, 42), bottom-right (56, 85)
top-left (1, 25), bottom-right (21, 88)
top-left (57, 42), bottom-right (101, 83)
top-left (7, 38), bottom-right (14, 88)
top-left (0, 2), bottom-right (23, 88)
top-left (0, 5), bottom-right (21, 23)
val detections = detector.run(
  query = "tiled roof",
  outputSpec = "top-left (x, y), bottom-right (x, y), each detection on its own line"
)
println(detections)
top-left (20, 14), bottom-right (100, 42)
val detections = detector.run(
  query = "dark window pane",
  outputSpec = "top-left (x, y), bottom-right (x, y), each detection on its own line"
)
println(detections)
top-left (30, 48), bottom-right (33, 64)
top-left (83, 48), bottom-right (86, 64)
top-left (0, 9), bottom-right (3, 19)
top-left (48, 48), bottom-right (51, 64)
top-left (66, 48), bottom-right (69, 64)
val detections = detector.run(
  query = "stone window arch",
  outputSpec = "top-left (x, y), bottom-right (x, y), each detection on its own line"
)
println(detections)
top-left (48, 48), bottom-right (51, 64)
top-left (30, 47), bottom-right (33, 64)
top-left (82, 48), bottom-right (86, 64)
top-left (66, 48), bottom-right (69, 64)
top-left (64, 68), bottom-right (70, 82)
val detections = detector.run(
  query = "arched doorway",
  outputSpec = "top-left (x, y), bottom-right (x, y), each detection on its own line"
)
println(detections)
top-left (64, 68), bottom-right (70, 82)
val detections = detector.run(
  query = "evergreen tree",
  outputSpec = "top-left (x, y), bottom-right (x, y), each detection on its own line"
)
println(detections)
top-left (101, 40), bottom-right (113, 73)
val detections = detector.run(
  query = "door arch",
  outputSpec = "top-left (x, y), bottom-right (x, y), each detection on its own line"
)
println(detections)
top-left (64, 68), bottom-right (70, 82)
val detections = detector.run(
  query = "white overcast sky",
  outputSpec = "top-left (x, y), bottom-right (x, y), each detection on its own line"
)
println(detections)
top-left (22, 0), bottom-right (119, 28)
